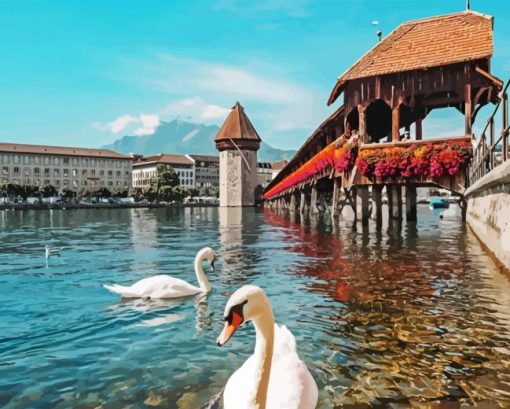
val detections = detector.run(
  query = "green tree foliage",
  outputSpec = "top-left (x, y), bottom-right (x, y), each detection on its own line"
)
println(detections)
top-left (151, 165), bottom-right (180, 196)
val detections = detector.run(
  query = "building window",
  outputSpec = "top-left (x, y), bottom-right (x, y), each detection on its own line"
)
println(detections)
top-left (63, 158), bottom-right (70, 165)
top-left (63, 169), bottom-right (69, 177)
top-left (63, 180), bottom-right (69, 186)
top-left (53, 157), bottom-right (60, 166)
top-left (116, 170), bottom-right (121, 177)
top-left (82, 169), bottom-right (87, 176)
top-left (44, 168), bottom-right (50, 176)
top-left (54, 169), bottom-right (60, 176)
top-left (2, 166), bottom-right (8, 175)
top-left (13, 167), bottom-right (20, 175)
top-left (108, 170), bottom-right (113, 177)
top-left (23, 156), bottom-right (31, 165)
top-left (91, 169), bottom-right (96, 176)
top-left (72, 169), bottom-right (78, 177)
top-left (100, 170), bottom-right (104, 176)
top-left (24, 168), bottom-right (30, 176)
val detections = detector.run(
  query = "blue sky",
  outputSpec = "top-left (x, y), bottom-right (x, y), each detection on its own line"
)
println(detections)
top-left (1, 0), bottom-right (509, 150)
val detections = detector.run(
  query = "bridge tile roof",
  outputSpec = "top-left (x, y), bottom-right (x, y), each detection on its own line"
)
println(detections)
top-left (328, 10), bottom-right (493, 104)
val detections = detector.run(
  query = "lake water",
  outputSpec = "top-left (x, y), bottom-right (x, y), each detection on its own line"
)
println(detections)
top-left (1, 206), bottom-right (510, 408)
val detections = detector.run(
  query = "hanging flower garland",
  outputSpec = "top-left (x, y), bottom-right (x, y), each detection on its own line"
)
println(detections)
top-left (355, 141), bottom-right (472, 181)
top-left (264, 139), bottom-right (358, 200)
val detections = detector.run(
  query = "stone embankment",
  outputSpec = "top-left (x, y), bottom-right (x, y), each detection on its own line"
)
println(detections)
top-left (465, 161), bottom-right (510, 271)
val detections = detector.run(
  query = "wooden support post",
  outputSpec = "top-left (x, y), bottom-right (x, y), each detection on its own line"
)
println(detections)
top-left (386, 185), bottom-right (393, 220)
top-left (416, 117), bottom-right (422, 140)
top-left (300, 191), bottom-right (306, 214)
top-left (393, 186), bottom-right (402, 220)
top-left (465, 83), bottom-right (472, 136)
top-left (489, 117), bottom-right (495, 170)
top-left (331, 178), bottom-right (340, 218)
top-left (372, 185), bottom-right (383, 225)
top-left (392, 106), bottom-right (400, 142)
top-left (388, 185), bottom-right (402, 220)
top-left (358, 186), bottom-right (369, 226)
top-left (358, 105), bottom-right (368, 143)
top-left (351, 187), bottom-right (357, 221)
top-left (405, 186), bottom-right (417, 222)
top-left (503, 92), bottom-right (508, 162)
top-left (290, 193), bottom-right (296, 212)
top-left (311, 186), bottom-right (319, 214)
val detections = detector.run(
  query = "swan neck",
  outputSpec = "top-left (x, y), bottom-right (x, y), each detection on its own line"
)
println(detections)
top-left (194, 252), bottom-right (211, 292)
top-left (252, 306), bottom-right (275, 409)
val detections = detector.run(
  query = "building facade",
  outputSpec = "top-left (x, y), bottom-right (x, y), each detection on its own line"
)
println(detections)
top-left (0, 142), bottom-right (132, 192)
top-left (187, 155), bottom-right (219, 188)
top-left (132, 154), bottom-right (195, 189)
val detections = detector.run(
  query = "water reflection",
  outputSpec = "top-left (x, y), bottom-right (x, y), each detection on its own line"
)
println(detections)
top-left (2, 207), bottom-right (510, 408)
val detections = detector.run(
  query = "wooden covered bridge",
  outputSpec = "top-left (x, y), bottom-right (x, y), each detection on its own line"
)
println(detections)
top-left (263, 9), bottom-right (505, 225)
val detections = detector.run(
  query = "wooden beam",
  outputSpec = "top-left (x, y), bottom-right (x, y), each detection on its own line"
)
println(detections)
top-left (422, 96), bottom-right (463, 107)
top-left (415, 117), bottom-right (423, 140)
top-left (475, 66), bottom-right (504, 88)
top-left (392, 107), bottom-right (400, 142)
top-left (358, 105), bottom-right (368, 143)
top-left (465, 83), bottom-right (472, 136)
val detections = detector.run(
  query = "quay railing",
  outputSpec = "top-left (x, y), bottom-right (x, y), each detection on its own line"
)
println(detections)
top-left (468, 80), bottom-right (510, 185)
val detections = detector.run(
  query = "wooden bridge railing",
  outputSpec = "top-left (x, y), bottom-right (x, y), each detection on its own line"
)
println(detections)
top-left (469, 80), bottom-right (510, 185)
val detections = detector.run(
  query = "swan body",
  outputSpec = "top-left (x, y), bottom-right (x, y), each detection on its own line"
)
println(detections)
top-left (218, 285), bottom-right (318, 409)
top-left (103, 247), bottom-right (216, 299)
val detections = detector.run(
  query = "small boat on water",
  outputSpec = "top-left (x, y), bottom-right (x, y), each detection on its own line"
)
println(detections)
top-left (429, 197), bottom-right (449, 209)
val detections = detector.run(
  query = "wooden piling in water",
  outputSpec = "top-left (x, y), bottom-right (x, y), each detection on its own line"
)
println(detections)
top-left (389, 185), bottom-right (402, 220)
top-left (300, 191), bottom-right (306, 214)
top-left (372, 185), bottom-right (383, 226)
top-left (311, 185), bottom-right (319, 214)
top-left (358, 186), bottom-right (370, 226)
top-left (405, 186), bottom-right (417, 222)
top-left (331, 178), bottom-right (340, 218)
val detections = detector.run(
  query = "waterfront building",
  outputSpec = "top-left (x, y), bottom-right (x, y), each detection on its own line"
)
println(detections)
top-left (215, 102), bottom-right (261, 207)
top-left (0, 142), bottom-right (132, 192)
top-left (187, 155), bottom-right (219, 188)
top-left (132, 154), bottom-right (195, 189)
top-left (257, 162), bottom-right (273, 187)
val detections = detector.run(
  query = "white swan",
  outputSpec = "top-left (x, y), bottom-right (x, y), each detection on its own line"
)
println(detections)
top-left (217, 285), bottom-right (318, 409)
top-left (103, 247), bottom-right (216, 299)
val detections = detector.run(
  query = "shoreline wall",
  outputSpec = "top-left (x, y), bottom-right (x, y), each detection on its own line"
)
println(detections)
top-left (465, 161), bottom-right (510, 272)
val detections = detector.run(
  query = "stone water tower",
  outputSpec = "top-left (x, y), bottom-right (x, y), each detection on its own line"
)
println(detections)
top-left (214, 102), bottom-right (261, 207)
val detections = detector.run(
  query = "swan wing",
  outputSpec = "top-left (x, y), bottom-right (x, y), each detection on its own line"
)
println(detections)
top-left (266, 324), bottom-right (318, 409)
top-left (105, 275), bottom-right (201, 299)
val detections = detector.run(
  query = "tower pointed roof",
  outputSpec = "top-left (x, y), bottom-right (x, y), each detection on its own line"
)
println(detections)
top-left (214, 102), bottom-right (261, 142)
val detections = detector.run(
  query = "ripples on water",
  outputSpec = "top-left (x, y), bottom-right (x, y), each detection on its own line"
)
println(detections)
top-left (1, 206), bottom-right (510, 408)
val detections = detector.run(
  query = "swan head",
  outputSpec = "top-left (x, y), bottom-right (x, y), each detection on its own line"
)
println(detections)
top-left (198, 247), bottom-right (216, 271)
top-left (217, 285), bottom-right (270, 346)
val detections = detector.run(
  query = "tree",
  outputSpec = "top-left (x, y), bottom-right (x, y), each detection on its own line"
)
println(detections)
top-left (151, 165), bottom-right (180, 197)
top-left (41, 185), bottom-right (57, 198)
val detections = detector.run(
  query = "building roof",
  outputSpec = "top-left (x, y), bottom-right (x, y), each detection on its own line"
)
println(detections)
top-left (271, 160), bottom-right (289, 171)
top-left (187, 154), bottom-right (219, 163)
top-left (328, 10), bottom-right (494, 105)
top-left (0, 142), bottom-right (130, 159)
top-left (214, 102), bottom-right (261, 142)
top-left (133, 154), bottom-right (194, 167)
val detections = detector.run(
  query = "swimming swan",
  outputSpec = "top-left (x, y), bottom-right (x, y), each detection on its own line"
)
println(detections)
top-left (217, 285), bottom-right (318, 409)
top-left (103, 247), bottom-right (216, 299)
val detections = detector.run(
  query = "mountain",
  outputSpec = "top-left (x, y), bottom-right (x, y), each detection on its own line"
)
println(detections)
top-left (101, 119), bottom-right (295, 162)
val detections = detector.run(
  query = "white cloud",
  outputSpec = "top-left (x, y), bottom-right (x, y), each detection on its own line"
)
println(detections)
top-left (93, 113), bottom-right (160, 137)
top-left (161, 97), bottom-right (230, 122)
top-left (108, 115), bottom-right (136, 133)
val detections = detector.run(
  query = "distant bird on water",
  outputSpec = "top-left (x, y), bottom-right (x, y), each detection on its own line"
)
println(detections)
top-left (45, 245), bottom-right (63, 260)
top-left (103, 247), bottom-right (216, 300)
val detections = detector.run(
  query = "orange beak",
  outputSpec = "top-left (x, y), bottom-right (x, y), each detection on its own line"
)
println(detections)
top-left (217, 310), bottom-right (243, 346)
